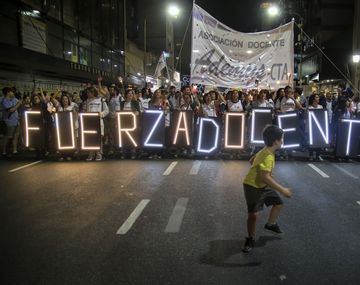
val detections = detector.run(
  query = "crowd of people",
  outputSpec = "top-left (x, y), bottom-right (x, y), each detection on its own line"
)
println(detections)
top-left (1, 78), bottom-right (359, 161)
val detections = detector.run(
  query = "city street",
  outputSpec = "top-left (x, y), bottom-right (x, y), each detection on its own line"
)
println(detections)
top-left (1, 158), bottom-right (360, 285)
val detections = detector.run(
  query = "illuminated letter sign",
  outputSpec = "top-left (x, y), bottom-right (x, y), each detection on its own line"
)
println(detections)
top-left (308, 109), bottom-right (329, 147)
top-left (172, 110), bottom-right (193, 147)
top-left (80, 113), bottom-right (101, 150)
top-left (55, 112), bottom-right (76, 150)
top-left (224, 112), bottom-right (245, 149)
top-left (336, 119), bottom-right (360, 156)
top-left (197, 118), bottom-right (220, 153)
top-left (24, 111), bottom-right (43, 147)
top-left (142, 110), bottom-right (165, 148)
top-left (277, 112), bottom-right (301, 148)
top-left (117, 112), bottom-right (139, 148)
top-left (250, 108), bottom-right (273, 145)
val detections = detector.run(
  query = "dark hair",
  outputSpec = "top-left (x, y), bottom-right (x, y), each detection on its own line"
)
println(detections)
top-left (294, 87), bottom-right (302, 95)
top-left (85, 86), bottom-right (98, 97)
top-left (276, 88), bottom-right (284, 98)
top-left (181, 85), bottom-right (191, 92)
top-left (308, 94), bottom-right (319, 106)
top-left (284, 85), bottom-right (292, 92)
top-left (2, 87), bottom-right (12, 96)
top-left (263, 125), bottom-right (283, 147)
top-left (259, 89), bottom-right (269, 98)
top-left (60, 94), bottom-right (72, 108)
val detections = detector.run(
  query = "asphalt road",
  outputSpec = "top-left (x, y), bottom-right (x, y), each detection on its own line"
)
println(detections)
top-left (0, 158), bottom-right (360, 285)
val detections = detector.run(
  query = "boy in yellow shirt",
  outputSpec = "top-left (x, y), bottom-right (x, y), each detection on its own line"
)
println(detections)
top-left (243, 125), bottom-right (292, 253)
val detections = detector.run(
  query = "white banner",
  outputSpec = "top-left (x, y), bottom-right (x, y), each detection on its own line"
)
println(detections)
top-left (191, 4), bottom-right (294, 89)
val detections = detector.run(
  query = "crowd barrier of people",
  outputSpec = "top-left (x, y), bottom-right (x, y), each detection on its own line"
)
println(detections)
top-left (1, 78), bottom-right (360, 161)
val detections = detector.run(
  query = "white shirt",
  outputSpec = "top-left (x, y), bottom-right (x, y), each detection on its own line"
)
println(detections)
top-left (227, 100), bottom-right (244, 112)
top-left (202, 102), bottom-right (217, 117)
top-left (123, 102), bottom-right (132, 111)
top-left (308, 105), bottom-right (323, 110)
top-left (326, 101), bottom-right (333, 123)
top-left (280, 97), bottom-right (296, 113)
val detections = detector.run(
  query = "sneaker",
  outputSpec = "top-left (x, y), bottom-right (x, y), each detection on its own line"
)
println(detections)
top-left (242, 237), bottom-right (255, 253)
top-left (86, 153), bottom-right (94, 161)
top-left (66, 157), bottom-right (72, 161)
top-left (264, 223), bottom-right (283, 234)
top-left (58, 157), bottom-right (64, 162)
top-left (95, 153), bottom-right (102, 161)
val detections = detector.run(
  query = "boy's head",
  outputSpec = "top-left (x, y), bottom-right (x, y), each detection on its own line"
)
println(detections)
top-left (263, 125), bottom-right (283, 149)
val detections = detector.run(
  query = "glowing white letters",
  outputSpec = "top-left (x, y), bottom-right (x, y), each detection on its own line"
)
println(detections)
top-left (55, 112), bottom-right (75, 150)
top-left (277, 113), bottom-right (300, 148)
top-left (144, 110), bottom-right (164, 148)
top-left (342, 119), bottom-right (360, 155)
top-left (224, 112), bottom-right (245, 148)
top-left (308, 110), bottom-right (329, 146)
top-left (117, 112), bottom-right (138, 147)
top-left (80, 113), bottom-right (101, 150)
top-left (173, 112), bottom-right (190, 145)
top-left (24, 111), bottom-right (41, 147)
top-left (197, 118), bottom-right (219, 153)
top-left (251, 109), bottom-right (272, 144)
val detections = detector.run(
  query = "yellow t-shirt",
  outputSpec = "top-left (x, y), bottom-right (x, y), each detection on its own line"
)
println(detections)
top-left (243, 147), bottom-right (275, 188)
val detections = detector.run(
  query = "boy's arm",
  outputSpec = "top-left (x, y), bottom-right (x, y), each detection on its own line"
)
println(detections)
top-left (249, 155), bottom-right (256, 165)
top-left (260, 171), bottom-right (292, 198)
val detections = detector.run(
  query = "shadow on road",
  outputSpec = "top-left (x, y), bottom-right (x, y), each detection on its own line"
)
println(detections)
top-left (199, 236), bottom-right (281, 267)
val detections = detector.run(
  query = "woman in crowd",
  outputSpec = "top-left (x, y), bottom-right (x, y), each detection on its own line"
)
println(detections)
top-left (200, 93), bottom-right (217, 118)
top-left (81, 87), bottom-right (109, 161)
top-left (251, 89), bottom-right (273, 109)
top-left (307, 93), bottom-right (323, 161)
top-left (227, 90), bottom-right (244, 112)
top-left (105, 85), bottom-right (122, 155)
top-left (120, 89), bottom-right (140, 159)
top-left (57, 93), bottom-right (79, 161)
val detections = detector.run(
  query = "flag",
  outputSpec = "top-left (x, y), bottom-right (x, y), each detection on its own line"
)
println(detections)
top-left (154, 53), bottom-right (167, 78)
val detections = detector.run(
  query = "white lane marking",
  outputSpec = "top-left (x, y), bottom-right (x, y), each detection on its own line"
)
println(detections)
top-left (8, 160), bottom-right (43, 173)
top-left (163, 161), bottom-right (178, 176)
top-left (357, 201), bottom-right (360, 206)
top-left (307, 163), bottom-right (330, 178)
top-left (165, 198), bottom-right (189, 233)
top-left (332, 164), bottom-right (359, 179)
top-left (116, 199), bottom-right (150, 235)
top-left (190, 160), bottom-right (202, 175)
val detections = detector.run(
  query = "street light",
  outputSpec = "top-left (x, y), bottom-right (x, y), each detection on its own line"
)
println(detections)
top-left (166, 4), bottom-right (180, 83)
top-left (167, 4), bottom-right (180, 18)
top-left (143, 4), bottom-right (180, 87)
top-left (353, 54), bottom-right (360, 63)
top-left (267, 5), bottom-right (279, 17)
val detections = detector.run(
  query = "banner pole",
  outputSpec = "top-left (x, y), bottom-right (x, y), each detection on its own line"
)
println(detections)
top-left (189, 2), bottom-right (195, 86)
top-left (294, 21), bottom-right (360, 93)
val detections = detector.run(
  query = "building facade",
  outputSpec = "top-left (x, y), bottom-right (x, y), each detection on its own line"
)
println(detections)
top-left (0, 0), bottom-right (125, 93)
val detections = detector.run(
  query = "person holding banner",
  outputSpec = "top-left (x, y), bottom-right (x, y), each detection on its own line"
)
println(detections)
top-left (242, 125), bottom-right (292, 253)
top-left (120, 89), bottom-right (140, 159)
top-left (179, 88), bottom-right (199, 157)
top-left (1, 87), bottom-right (21, 156)
top-left (82, 87), bottom-right (109, 161)
top-left (105, 84), bottom-right (122, 155)
top-left (57, 93), bottom-right (79, 161)
top-left (227, 90), bottom-right (244, 112)
top-left (200, 93), bottom-right (217, 118)
top-left (307, 94), bottom-right (324, 161)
